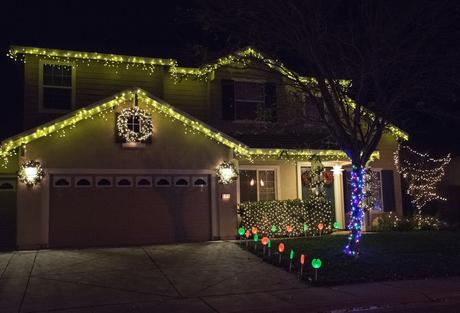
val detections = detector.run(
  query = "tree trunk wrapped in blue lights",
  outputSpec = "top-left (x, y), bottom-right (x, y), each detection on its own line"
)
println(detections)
top-left (238, 197), bottom-right (333, 237)
top-left (343, 164), bottom-right (365, 256)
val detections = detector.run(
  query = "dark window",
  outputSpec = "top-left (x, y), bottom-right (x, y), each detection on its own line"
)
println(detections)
top-left (193, 178), bottom-right (207, 187)
top-left (127, 116), bottom-right (141, 133)
top-left (382, 170), bottom-right (396, 212)
top-left (54, 178), bottom-right (70, 187)
top-left (0, 182), bottom-right (14, 190)
top-left (42, 64), bottom-right (73, 110)
top-left (76, 178), bottom-right (91, 186)
top-left (175, 178), bottom-right (189, 186)
top-left (97, 178), bottom-right (112, 186)
top-left (156, 178), bottom-right (171, 186)
top-left (117, 178), bottom-right (132, 187)
top-left (222, 80), bottom-right (277, 121)
top-left (239, 170), bottom-right (258, 202)
top-left (137, 178), bottom-right (152, 186)
top-left (234, 81), bottom-right (265, 120)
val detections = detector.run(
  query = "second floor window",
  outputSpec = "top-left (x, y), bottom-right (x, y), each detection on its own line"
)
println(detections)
top-left (221, 79), bottom-right (277, 122)
top-left (41, 63), bottom-right (74, 111)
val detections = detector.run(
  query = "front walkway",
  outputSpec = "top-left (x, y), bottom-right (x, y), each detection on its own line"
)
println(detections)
top-left (1, 241), bottom-right (460, 313)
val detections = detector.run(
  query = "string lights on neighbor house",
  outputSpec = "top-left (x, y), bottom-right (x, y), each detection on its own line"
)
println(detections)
top-left (394, 144), bottom-right (451, 215)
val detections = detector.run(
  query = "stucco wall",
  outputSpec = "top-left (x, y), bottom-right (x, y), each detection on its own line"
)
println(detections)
top-left (15, 100), bottom-right (236, 248)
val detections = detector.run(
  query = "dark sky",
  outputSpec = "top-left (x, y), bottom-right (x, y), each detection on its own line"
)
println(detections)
top-left (1, 1), bottom-right (460, 155)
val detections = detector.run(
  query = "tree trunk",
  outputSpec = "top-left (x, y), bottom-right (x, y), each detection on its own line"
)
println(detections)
top-left (344, 162), bottom-right (365, 256)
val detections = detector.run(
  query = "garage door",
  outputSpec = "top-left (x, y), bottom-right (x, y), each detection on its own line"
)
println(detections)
top-left (49, 174), bottom-right (211, 248)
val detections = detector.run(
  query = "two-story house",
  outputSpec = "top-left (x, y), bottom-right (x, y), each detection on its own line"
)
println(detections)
top-left (0, 46), bottom-right (407, 249)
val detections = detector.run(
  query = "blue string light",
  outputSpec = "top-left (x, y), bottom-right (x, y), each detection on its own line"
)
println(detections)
top-left (343, 164), bottom-right (365, 256)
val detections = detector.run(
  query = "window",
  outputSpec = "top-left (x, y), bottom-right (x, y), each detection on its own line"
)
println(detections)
top-left (96, 177), bottom-right (113, 187)
top-left (127, 116), bottom-right (141, 133)
top-left (116, 177), bottom-right (133, 187)
top-left (239, 168), bottom-right (277, 202)
top-left (234, 81), bottom-right (265, 120)
top-left (174, 177), bottom-right (190, 187)
top-left (53, 176), bottom-right (71, 188)
top-left (136, 176), bottom-right (152, 187)
top-left (192, 176), bottom-right (208, 187)
top-left (155, 177), bottom-right (171, 187)
top-left (0, 180), bottom-right (15, 191)
top-left (40, 62), bottom-right (74, 111)
top-left (75, 176), bottom-right (93, 188)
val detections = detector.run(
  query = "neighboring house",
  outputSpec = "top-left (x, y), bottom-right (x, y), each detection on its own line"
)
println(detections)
top-left (0, 46), bottom-right (407, 249)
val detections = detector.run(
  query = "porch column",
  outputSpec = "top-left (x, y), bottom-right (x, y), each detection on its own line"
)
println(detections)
top-left (332, 165), bottom-right (345, 229)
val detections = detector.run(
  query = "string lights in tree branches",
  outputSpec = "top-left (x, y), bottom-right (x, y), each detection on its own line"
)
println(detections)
top-left (394, 144), bottom-right (451, 218)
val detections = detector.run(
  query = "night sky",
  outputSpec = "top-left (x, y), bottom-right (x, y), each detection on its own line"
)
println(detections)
top-left (1, 1), bottom-right (460, 155)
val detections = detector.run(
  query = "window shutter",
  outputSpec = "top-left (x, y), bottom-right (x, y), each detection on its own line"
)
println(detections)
top-left (221, 79), bottom-right (235, 120)
top-left (264, 82), bottom-right (277, 122)
top-left (381, 170), bottom-right (396, 212)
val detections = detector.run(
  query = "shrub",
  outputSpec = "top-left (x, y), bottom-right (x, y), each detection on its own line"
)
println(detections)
top-left (374, 212), bottom-right (447, 231)
top-left (237, 196), bottom-right (333, 237)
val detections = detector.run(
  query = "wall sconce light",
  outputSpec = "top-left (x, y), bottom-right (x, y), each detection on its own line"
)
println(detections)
top-left (221, 193), bottom-right (231, 200)
top-left (18, 160), bottom-right (45, 187)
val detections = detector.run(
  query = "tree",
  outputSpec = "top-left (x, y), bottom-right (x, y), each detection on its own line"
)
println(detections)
top-left (395, 144), bottom-right (451, 227)
top-left (187, 0), bottom-right (453, 255)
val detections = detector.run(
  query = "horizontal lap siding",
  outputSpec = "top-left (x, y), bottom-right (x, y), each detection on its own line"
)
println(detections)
top-left (163, 76), bottom-right (209, 120)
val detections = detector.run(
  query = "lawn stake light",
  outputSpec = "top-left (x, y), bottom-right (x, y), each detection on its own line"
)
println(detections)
top-left (318, 223), bottom-right (324, 236)
top-left (289, 249), bottom-right (295, 272)
top-left (278, 242), bottom-right (285, 264)
top-left (261, 236), bottom-right (269, 256)
top-left (254, 233), bottom-right (259, 251)
top-left (245, 230), bottom-right (250, 248)
top-left (267, 239), bottom-right (271, 257)
top-left (238, 227), bottom-right (245, 247)
top-left (303, 223), bottom-right (308, 237)
top-left (333, 222), bottom-right (340, 230)
top-left (271, 225), bottom-right (277, 234)
top-left (251, 226), bottom-right (258, 235)
top-left (300, 253), bottom-right (305, 279)
top-left (311, 258), bottom-right (322, 282)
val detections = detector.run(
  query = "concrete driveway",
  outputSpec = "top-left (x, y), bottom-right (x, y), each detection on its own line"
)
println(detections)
top-left (2, 241), bottom-right (460, 313)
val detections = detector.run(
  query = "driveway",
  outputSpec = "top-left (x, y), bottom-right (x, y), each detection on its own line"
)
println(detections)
top-left (2, 241), bottom-right (460, 313)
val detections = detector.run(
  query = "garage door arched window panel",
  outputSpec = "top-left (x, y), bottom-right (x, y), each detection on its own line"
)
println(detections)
top-left (116, 177), bottom-right (133, 187)
top-left (192, 176), bottom-right (208, 187)
top-left (96, 176), bottom-right (113, 188)
top-left (75, 176), bottom-right (93, 188)
top-left (174, 177), bottom-right (190, 187)
top-left (0, 180), bottom-right (16, 192)
top-left (136, 176), bottom-right (153, 187)
top-left (53, 176), bottom-right (71, 188)
top-left (155, 176), bottom-right (172, 187)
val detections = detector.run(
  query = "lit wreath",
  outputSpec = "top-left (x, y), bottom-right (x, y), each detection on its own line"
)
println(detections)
top-left (216, 161), bottom-right (238, 184)
top-left (18, 160), bottom-right (45, 186)
top-left (117, 107), bottom-right (153, 142)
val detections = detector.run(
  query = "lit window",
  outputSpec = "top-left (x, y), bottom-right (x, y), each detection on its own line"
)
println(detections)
top-left (239, 169), bottom-right (276, 202)
top-left (41, 64), bottom-right (74, 111)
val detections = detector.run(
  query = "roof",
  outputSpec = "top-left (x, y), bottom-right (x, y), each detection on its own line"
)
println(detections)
top-left (0, 88), bottom-right (358, 168)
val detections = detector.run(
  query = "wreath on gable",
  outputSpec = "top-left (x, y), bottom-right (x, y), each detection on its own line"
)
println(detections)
top-left (117, 106), bottom-right (153, 142)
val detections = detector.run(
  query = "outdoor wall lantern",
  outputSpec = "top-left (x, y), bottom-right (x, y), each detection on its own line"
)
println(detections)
top-left (18, 160), bottom-right (45, 187)
top-left (216, 161), bottom-right (238, 184)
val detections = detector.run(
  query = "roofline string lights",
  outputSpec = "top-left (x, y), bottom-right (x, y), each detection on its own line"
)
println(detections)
top-left (0, 89), bottom-right (375, 168)
top-left (8, 45), bottom-right (408, 142)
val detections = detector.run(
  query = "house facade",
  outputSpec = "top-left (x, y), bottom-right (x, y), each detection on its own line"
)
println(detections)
top-left (0, 46), bottom-right (407, 249)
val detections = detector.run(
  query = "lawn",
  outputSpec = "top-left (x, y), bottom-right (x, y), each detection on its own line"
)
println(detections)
top-left (239, 231), bottom-right (460, 286)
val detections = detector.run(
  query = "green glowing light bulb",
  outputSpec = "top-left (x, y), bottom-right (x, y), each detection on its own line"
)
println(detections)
top-left (311, 258), bottom-right (322, 269)
top-left (238, 227), bottom-right (245, 236)
top-left (271, 225), bottom-right (277, 232)
top-left (254, 234), bottom-right (259, 242)
top-left (289, 249), bottom-right (294, 260)
top-left (333, 222), bottom-right (340, 229)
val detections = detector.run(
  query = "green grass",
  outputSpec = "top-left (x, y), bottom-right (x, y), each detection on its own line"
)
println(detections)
top-left (240, 231), bottom-right (460, 286)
